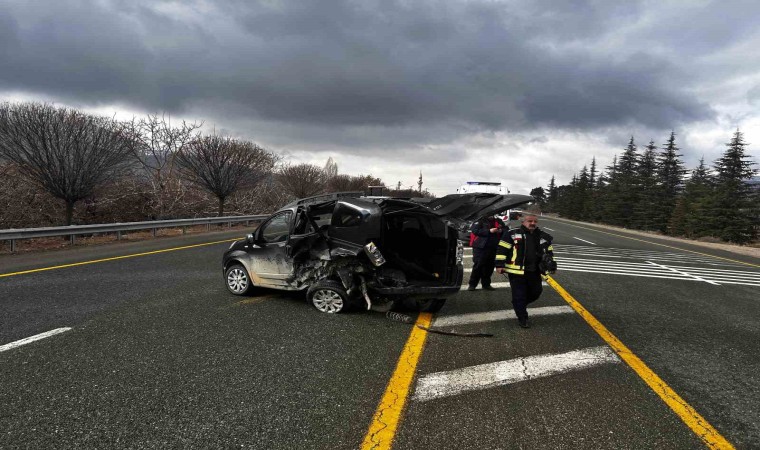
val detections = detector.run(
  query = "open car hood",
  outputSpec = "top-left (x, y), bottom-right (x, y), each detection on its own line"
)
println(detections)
top-left (410, 193), bottom-right (534, 231)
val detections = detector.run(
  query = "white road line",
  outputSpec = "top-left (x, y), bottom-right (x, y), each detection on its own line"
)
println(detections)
top-left (460, 282), bottom-right (511, 288)
top-left (460, 278), bottom-right (548, 287)
top-left (543, 227), bottom-right (554, 231)
top-left (0, 328), bottom-right (72, 353)
top-left (433, 305), bottom-right (574, 327)
top-left (414, 346), bottom-right (619, 402)
top-left (573, 237), bottom-right (597, 245)
top-left (646, 261), bottom-right (720, 285)
top-left (557, 267), bottom-right (696, 281)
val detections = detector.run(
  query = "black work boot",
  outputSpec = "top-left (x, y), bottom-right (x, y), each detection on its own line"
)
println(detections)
top-left (518, 318), bottom-right (531, 328)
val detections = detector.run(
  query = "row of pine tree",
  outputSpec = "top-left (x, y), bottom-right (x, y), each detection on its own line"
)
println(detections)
top-left (536, 130), bottom-right (758, 244)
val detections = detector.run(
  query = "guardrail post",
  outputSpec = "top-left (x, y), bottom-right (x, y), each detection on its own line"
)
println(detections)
top-left (152, 228), bottom-right (157, 237)
top-left (182, 226), bottom-right (187, 235)
top-left (9, 239), bottom-right (15, 253)
top-left (70, 235), bottom-right (75, 246)
top-left (117, 231), bottom-right (122, 240)
top-left (207, 224), bottom-right (210, 231)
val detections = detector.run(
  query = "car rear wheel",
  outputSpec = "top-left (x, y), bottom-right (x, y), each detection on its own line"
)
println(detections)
top-left (307, 280), bottom-right (350, 313)
top-left (225, 264), bottom-right (253, 295)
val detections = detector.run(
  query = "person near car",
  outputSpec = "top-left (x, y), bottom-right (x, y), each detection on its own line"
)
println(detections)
top-left (467, 214), bottom-right (506, 291)
top-left (495, 211), bottom-right (556, 328)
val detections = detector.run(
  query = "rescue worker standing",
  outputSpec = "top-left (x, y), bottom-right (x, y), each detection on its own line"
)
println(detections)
top-left (467, 214), bottom-right (505, 291)
top-left (495, 212), bottom-right (556, 328)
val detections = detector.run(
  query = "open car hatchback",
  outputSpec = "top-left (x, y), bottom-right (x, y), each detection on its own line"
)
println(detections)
top-left (223, 192), bottom-right (532, 313)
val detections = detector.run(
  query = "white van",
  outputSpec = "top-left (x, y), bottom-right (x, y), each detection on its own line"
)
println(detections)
top-left (456, 181), bottom-right (509, 195)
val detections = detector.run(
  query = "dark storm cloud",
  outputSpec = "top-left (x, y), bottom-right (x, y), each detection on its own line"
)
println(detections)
top-left (0, 0), bottom-right (736, 133)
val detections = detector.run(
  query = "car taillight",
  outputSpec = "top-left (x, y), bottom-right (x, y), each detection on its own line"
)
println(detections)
top-left (456, 240), bottom-right (464, 264)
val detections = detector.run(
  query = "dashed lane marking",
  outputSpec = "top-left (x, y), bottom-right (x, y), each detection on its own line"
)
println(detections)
top-left (0, 328), bottom-right (72, 352)
top-left (433, 305), bottom-right (573, 327)
top-left (573, 237), bottom-right (597, 245)
top-left (545, 275), bottom-right (735, 449)
top-left (413, 346), bottom-right (619, 402)
top-left (646, 261), bottom-right (720, 285)
top-left (361, 313), bottom-right (433, 450)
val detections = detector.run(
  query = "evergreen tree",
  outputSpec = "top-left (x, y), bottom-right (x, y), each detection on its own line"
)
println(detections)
top-left (669, 157), bottom-right (713, 237)
top-left (710, 130), bottom-right (758, 243)
top-left (530, 186), bottom-right (547, 208)
top-left (655, 131), bottom-right (687, 232)
top-left (546, 175), bottom-right (558, 212)
top-left (632, 140), bottom-right (659, 230)
top-left (576, 165), bottom-right (592, 220)
top-left (604, 138), bottom-right (639, 226)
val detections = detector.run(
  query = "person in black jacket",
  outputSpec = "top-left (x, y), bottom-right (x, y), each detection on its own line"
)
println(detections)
top-left (495, 212), bottom-right (556, 328)
top-left (467, 214), bottom-right (506, 291)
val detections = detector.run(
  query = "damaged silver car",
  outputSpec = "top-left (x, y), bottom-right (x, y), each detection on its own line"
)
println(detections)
top-left (223, 192), bottom-right (532, 313)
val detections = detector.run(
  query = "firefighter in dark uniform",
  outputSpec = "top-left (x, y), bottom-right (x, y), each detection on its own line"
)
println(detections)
top-left (467, 214), bottom-right (506, 291)
top-left (495, 212), bottom-right (556, 328)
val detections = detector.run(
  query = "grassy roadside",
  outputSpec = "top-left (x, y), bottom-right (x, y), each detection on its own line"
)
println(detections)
top-left (0, 223), bottom-right (258, 256)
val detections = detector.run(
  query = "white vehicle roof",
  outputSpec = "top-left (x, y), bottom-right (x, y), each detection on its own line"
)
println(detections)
top-left (456, 181), bottom-right (509, 194)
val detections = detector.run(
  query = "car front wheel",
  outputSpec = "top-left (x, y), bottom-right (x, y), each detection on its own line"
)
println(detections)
top-left (307, 280), bottom-right (350, 313)
top-left (225, 264), bottom-right (253, 295)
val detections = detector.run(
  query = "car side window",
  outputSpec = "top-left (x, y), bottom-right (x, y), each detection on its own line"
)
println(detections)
top-left (260, 211), bottom-right (292, 243)
top-left (332, 203), bottom-right (364, 227)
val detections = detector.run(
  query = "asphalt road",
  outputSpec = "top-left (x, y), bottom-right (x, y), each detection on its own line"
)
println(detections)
top-left (1, 219), bottom-right (758, 449)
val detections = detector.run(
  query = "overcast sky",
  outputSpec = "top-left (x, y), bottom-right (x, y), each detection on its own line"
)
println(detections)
top-left (1, 0), bottom-right (758, 195)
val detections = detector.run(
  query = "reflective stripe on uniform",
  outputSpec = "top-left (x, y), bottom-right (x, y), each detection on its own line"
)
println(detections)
top-left (495, 255), bottom-right (507, 261)
top-left (498, 241), bottom-right (512, 249)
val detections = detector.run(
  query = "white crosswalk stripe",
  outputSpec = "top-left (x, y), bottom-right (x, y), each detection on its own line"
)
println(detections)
top-left (433, 305), bottom-right (573, 327)
top-left (414, 346), bottom-right (620, 402)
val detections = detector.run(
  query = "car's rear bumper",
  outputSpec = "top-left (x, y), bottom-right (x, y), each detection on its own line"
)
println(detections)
top-left (369, 265), bottom-right (464, 297)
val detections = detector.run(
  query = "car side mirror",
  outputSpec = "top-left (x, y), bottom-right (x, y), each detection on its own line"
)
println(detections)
top-left (246, 233), bottom-right (256, 244)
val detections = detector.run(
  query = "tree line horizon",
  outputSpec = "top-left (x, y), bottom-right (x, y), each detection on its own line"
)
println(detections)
top-left (0, 101), bottom-right (430, 231)
top-left (529, 130), bottom-right (758, 244)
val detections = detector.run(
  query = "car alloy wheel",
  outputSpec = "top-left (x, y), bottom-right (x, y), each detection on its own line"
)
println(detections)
top-left (311, 288), bottom-right (345, 313)
top-left (226, 265), bottom-right (251, 295)
top-left (307, 280), bottom-right (350, 313)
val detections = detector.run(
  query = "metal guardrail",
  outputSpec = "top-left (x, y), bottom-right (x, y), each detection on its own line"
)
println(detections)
top-left (1, 215), bottom-right (269, 253)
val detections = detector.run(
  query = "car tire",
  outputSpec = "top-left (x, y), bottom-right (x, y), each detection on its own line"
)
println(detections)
top-left (225, 263), bottom-right (253, 295)
top-left (307, 280), bottom-right (350, 313)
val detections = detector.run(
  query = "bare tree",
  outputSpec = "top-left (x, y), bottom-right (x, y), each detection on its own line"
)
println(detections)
top-left (326, 173), bottom-right (384, 192)
top-left (124, 113), bottom-right (202, 219)
top-left (176, 135), bottom-right (279, 216)
top-left (278, 163), bottom-right (327, 199)
top-left (0, 102), bottom-right (133, 225)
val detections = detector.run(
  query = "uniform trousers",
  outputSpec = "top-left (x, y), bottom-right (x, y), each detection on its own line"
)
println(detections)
top-left (507, 271), bottom-right (543, 321)
top-left (468, 247), bottom-right (497, 288)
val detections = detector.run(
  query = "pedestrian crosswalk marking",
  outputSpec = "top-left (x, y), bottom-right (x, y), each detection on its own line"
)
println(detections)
top-left (553, 244), bottom-right (741, 267)
top-left (433, 305), bottom-right (573, 327)
top-left (555, 256), bottom-right (760, 286)
top-left (413, 346), bottom-right (619, 402)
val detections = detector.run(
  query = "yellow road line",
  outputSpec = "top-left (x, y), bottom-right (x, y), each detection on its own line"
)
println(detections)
top-left (361, 312), bottom-right (433, 450)
top-left (546, 217), bottom-right (759, 268)
top-left (545, 275), bottom-right (734, 449)
top-left (0, 238), bottom-right (240, 278)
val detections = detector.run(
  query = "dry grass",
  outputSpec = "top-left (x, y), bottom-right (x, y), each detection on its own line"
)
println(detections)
top-left (0, 223), bottom-right (251, 255)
